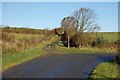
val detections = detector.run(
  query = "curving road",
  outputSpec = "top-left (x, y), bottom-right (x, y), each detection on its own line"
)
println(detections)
top-left (3, 53), bottom-right (116, 78)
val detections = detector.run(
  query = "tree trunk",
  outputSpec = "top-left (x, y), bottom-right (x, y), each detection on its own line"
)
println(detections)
top-left (79, 44), bottom-right (81, 48)
top-left (79, 45), bottom-right (80, 48)
top-left (68, 35), bottom-right (70, 49)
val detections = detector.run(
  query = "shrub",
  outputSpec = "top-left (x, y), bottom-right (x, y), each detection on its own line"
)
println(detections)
top-left (2, 32), bottom-right (15, 42)
top-left (95, 37), bottom-right (110, 49)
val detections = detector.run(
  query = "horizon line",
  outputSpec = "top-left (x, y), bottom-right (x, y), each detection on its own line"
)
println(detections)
top-left (1, 25), bottom-right (118, 32)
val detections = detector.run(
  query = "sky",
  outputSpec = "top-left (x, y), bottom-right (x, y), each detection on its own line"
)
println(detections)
top-left (2, 2), bottom-right (118, 32)
top-left (118, 1), bottom-right (120, 32)
top-left (1, 0), bottom-right (119, 2)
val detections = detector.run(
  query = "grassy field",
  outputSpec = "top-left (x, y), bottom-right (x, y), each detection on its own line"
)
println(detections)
top-left (14, 32), bottom-right (118, 41)
top-left (97, 32), bottom-right (118, 42)
top-left (90, 60), bottom-right (120, 79)
top-left (14, 33), bottom-right (44, 40)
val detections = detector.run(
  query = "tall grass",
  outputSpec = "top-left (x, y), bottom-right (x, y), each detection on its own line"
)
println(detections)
top-left (2, 32), bottom-right (53, 55)
top-left (14, 33), bottom-right (43, 40)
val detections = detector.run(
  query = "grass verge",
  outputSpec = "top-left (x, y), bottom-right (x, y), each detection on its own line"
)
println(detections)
top-left (56, 45), bottom-right (117, 54)
top-left (90, 60), bottom-right (120, 79)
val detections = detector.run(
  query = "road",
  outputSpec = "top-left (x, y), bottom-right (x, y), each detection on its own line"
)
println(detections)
top-left (3, 53), bottom-right (116, 78)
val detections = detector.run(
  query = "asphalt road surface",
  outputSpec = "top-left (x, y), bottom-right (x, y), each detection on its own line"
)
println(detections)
top-left (3, 53), bottom-right (116, 78)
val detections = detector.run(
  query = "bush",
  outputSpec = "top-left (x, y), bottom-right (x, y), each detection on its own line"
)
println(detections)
top-left (93, 37), bottom-right (118, 50)
top-left (2, 42), bottom-right (19, 54)
top-left (2, 32), bottom-right (15, 42)
top-left (2, 31), bottom-right (54, 55)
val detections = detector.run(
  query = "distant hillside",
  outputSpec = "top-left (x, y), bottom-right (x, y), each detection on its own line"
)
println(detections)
top-left (2, 27), bottom-right (119, 42)
top-left (2, 27), bottom-right (50, 35)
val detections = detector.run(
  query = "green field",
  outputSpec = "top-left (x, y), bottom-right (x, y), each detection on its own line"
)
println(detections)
top-left (13, 32), bottom-right (119, 41)
top-left (97, 32), bottom-right (118, 42)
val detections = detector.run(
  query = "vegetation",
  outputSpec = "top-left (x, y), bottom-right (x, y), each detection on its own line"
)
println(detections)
top-left (2, 42), bottom-right (48, 71)
top-left (2, 26), bottom-right (49, 35)
top-left (1, 7), bottom-right (119, 76)
top-left (53, 8), bottom-right (119, 53)
top-left (96, 32), bottom-right (118, 42)
top-left (54, 31), bottom-right (118, 52)
top-left (2, 27), bottom-right (55, 71)
top-left (2, 27), bottom-right (54, 55)
top-left (55, 45), bottom-right (117, 54)
top-left (60, 8), bottom-right (100, 49)
top-left (72, 8), bottom-right (100, 48)
top-left (90, 60), bottom-right (120, 79)
top-left (2, 25), bottom-right (119, 72)
top-left (61, 16), bottom-right (77, 48)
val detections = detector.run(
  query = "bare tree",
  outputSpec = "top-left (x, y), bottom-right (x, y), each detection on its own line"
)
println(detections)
top-left (73, 8), bottom-right (100, 48)
top-left (61, 16), bottom-right (77, 48)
